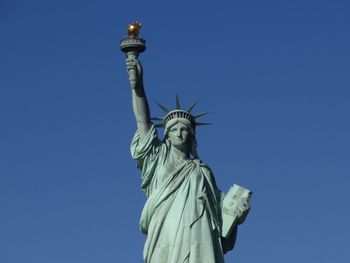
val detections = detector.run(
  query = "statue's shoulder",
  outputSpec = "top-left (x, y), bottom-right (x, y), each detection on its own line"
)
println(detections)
top-left (191, 159), bottom-right (219, 188)
top-left (192, 159), bottom-right (213, 174)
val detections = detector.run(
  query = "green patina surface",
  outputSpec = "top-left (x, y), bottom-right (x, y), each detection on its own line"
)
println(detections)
top-left (121, 24), bottom-right (251, 263)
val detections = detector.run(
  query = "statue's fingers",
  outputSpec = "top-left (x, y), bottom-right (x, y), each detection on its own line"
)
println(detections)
top-left (126, 60), bottom-right (137, 70)
top-left (125, 60), bottom-right (135, 66)
top-left (126, 63), bottom-right (135, 70)
top-left (125, 57), bottom-right (137, 65)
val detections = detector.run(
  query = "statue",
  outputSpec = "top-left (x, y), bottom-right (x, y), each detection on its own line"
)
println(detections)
top-left (121, 22), bottom-right (252, 263)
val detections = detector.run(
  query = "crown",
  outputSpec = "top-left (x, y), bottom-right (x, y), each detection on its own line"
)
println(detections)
top-left (151, 95), bottom-right (211, 131)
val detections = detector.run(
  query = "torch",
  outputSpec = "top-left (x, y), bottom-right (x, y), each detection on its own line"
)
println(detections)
top-left (120, 22), bottom-right (146, 89)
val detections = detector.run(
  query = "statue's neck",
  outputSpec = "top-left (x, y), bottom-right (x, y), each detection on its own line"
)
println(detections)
top-left (169, 144), bottom-right (190, 161)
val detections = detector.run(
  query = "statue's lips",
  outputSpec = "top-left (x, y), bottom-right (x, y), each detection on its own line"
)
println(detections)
top-left (172, 138), bottom-right (185, 143)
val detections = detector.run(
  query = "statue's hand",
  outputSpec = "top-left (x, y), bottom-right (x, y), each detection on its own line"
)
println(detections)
top-left (125, 56), bottom-right (143, 89)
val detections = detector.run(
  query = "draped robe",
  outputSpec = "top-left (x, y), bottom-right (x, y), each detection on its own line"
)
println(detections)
top-left (131, 126), bottom-right (225, 263)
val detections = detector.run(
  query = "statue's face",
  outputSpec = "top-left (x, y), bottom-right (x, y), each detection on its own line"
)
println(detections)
top-left (168, 122), bottom-right (190, 148)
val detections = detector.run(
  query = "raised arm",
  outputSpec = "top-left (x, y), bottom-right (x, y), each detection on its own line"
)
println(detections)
top-left (125, 56), bottom-right (152, 138)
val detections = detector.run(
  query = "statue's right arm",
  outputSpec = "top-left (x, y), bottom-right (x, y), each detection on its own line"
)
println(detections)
top-left (126, 57), bottom-right (152, 139)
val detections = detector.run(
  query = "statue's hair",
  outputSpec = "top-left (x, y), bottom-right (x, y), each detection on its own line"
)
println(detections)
top-left (189, 134), bottom-right (199, 159)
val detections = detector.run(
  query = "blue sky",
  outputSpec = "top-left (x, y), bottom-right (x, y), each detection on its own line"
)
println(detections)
top-left (1, 0), bottom-right (349, 262)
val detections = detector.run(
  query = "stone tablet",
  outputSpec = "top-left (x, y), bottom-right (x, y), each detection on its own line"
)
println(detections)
top-left (221, 184), bottom-right (252, 238)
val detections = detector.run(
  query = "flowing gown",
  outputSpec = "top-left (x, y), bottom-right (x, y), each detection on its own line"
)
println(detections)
top-left (131, 126), bottom-right (225, 263)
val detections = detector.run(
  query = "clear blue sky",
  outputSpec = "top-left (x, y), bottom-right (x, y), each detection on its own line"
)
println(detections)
top-left (1, 0), bottom-right (349, 262)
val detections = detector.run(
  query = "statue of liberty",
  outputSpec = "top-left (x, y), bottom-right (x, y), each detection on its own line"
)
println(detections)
top-left (121, 22), bottom-right (251, 263)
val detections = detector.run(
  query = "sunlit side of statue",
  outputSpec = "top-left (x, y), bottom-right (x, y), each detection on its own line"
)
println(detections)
top-left (120, 22), bottom-right (252, 263)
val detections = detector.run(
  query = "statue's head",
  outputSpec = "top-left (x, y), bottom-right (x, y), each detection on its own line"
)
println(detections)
top-left (152, 96), bottom-right (211, 159)
top-left (164, 119), bottom-right (198, 158)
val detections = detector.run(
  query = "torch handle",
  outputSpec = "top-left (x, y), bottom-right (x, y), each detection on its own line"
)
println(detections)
top-left (126, 51), bottom-right (138, 89)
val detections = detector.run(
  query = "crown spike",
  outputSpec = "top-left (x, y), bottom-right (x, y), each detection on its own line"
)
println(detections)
top-left (195, 122), bottom-right (212, 126)
top-left (156, 102), bottom-right (170, 113)
top-left (186, 101), bottom-right (198, 113)
top-left (175, 94), bottom-right (181, 109)
top-left (154, 96), bottom-right (211, 130)
top-left (194, 112), bottom-right (209, 119)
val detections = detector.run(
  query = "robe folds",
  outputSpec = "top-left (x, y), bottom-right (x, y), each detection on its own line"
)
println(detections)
top-left (131, 126), bottom-right (225, 263)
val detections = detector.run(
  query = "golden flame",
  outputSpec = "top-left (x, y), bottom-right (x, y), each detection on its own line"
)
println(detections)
top-left (127, 21), bottom-right (142, 37)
